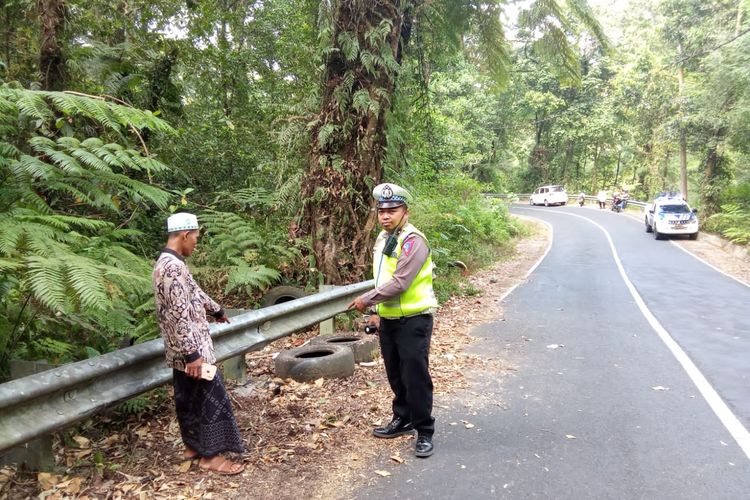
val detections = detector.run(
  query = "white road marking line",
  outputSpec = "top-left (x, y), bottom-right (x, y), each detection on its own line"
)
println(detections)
top-left (515, 207), bottom-right (750, 461)
top-left (582, 204), bottom-right (748, 288)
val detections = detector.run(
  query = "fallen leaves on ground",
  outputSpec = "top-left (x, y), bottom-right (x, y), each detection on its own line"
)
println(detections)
top-left (3, 220), bottom-right (549, 500)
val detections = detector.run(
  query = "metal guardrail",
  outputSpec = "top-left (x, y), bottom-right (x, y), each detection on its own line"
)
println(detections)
top-left (0, 281), bottom-right (374, 453)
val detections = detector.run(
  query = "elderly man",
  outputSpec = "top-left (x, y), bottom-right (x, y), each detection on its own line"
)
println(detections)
top-left (348, 184), bottom-right (439, 458)
top-left (152, 212), bottom-right (245, 475)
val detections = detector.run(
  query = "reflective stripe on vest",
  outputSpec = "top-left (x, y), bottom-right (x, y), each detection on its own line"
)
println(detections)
top-left (373, 223), bottom-right (438, 318)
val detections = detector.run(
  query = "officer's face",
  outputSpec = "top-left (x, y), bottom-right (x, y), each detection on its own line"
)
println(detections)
top-left (378, 205), bottom-right (407, 232)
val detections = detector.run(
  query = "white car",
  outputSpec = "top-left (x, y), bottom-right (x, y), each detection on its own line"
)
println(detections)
top-left (644, 196), bottom-right (699, 240)
top-left (529, 185), bottom-right (567, 206)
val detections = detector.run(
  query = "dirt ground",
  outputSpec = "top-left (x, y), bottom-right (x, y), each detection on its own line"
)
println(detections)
top-left (672, 234), bottom-right (750, 286)
top-left (1, 215), bottom-right (747, 499)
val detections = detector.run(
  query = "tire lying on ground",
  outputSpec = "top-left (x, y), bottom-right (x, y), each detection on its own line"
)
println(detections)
top-left (310, 333), bottom-right (380, 363)
top-left (261, 286), bottom-right (307, 308)
top-left (274, 344), bottom-right (355, 382)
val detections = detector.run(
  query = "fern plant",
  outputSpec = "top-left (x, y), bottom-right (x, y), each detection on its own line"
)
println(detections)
top-left (0, 85), bottom-right (174, 374)
top-left (705, 204), bottom-right (750, 245)
top-left (190, 211), bottom-right (308, 303)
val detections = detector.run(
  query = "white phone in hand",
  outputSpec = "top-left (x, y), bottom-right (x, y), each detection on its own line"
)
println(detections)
top-left (200, 363), bottom-right (217, 381)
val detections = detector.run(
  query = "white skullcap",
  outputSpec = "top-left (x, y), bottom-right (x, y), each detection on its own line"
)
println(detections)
top-left (167, 212), bottom-right (199, 233)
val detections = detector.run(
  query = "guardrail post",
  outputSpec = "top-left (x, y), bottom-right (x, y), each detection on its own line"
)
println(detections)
top-left (0, 360), bottom-right (56, 471)
top-left (318, 285), bottom-right (337, 334)
top-left (222, 309), bottom-right (249, 383)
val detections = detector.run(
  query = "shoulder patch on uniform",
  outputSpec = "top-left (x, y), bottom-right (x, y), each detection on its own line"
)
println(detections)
top-left (402, 239), bottom-right (414, 257)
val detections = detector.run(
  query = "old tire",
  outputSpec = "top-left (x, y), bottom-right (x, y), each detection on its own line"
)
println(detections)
top-left (310, 333), bottom-right (380, 363)
top-left (261, 286), bottom-right (307, 308)
top-left (274, 344), bottom-right (355, 382)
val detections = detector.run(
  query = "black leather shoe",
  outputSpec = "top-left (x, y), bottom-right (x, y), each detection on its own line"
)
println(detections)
top-left (372, 417), bottom-right (414, 438)
top-left (415, 434), bottom-right (434, 457)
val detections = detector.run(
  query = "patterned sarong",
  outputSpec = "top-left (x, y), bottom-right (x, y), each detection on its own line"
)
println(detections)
top-left (172, 369), bottom-right (245, 457)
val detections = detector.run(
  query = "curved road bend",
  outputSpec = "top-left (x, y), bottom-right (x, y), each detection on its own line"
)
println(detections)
top-left (355, 204), bottom-right (750, 499)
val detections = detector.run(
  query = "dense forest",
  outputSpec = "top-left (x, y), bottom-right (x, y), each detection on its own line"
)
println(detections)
top-left (1, 0), bottom-right (748, 374)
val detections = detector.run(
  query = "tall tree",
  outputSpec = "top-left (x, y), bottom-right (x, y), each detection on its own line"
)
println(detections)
top-left (299, 0), bottom-right (607, 284)
top-left (298, 1), bottom-right (410, 284)
top-left (38, 0), bottom-right (67, 90)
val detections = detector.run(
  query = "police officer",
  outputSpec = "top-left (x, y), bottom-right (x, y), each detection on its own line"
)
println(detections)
top-left (348, 183), bottom-right (438, 458)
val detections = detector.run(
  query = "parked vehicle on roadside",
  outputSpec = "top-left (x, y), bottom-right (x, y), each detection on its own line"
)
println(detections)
top-left (529, 185), bottom-right (567, 206)
top-left (644, 194), bottom-right (699, 240)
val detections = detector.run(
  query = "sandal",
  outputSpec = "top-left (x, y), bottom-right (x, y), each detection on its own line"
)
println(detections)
top-left (199, 456), bottom-right (245, 475)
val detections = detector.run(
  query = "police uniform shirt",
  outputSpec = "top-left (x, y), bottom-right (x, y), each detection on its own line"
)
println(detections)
top-left (358, 232), bottom-right (430, 309)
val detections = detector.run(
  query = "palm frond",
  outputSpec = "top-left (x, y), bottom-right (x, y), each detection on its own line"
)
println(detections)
top-left (565, 0), bottom-right (611, 51)
top-left (474, 3), bottom-right (512, 87)
top-left (532, 24), bottom-right (582, 84)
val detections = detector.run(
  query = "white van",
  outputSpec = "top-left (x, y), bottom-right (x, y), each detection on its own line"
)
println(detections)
top-left (529, 185), bottom-right (568, 206)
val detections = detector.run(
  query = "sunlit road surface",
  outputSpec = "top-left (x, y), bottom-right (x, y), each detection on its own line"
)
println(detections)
top-left (355, 204), bottom-right (750, 500)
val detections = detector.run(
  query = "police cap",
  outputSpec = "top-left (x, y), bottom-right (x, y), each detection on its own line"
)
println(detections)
top-left (373, 183), bottom-right (412, 208)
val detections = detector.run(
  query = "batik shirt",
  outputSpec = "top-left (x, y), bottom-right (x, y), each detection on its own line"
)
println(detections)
top-left (152, 248), bottom-right (224, 370)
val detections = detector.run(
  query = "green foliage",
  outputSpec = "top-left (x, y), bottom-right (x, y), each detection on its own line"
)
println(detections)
top-left (8, 0), bottom-right (749, 393)
top-left (704, 204), bottom-right (750, 246)
top-left (116, 387), bottom-right (169, 415)
top-left (190, 211), bottom-right (306, 303)
top-left (0, 87), bottom-right (173, 374)
top-left (410, 172), bottom-right (522, 270)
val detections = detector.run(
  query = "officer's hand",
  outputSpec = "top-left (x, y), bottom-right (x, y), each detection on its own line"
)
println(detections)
top-left (185, 357), bottom-right (204, 379)
top-left (347, 296), bottom-right (368, 313)
top-left (366, 314), bottom-right (380, 329)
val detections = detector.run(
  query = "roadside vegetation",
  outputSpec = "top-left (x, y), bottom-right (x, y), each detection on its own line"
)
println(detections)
top-left (1, 0), bottom-right (748, 374)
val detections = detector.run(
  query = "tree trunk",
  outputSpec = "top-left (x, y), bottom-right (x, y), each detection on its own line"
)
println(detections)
top-left (662, 149), bottom-right (671, 191)
top-left (676, 48), bottom-right (688, 200)
top-left (561, 140), bottom-right (574, 184)
top-left (591, 145), bottom-right (600, 191)
top-left (736, 3), bottom-right (743, 37)
top-left (579, 146), bottom-right (587, 191)
top-left (701, 129), bottom-right (728, 217)
top-left (297, 1), bottom-right (410, 284)
top-left (613, 148), bottom-right (622, 187)
top-left (38, 0), bottom-right (66, 91)
top-left (3, 0), bottom-right (14, 76)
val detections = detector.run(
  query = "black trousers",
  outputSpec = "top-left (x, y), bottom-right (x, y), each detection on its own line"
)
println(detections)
top-left (379, 314), bottom-right (435, 437)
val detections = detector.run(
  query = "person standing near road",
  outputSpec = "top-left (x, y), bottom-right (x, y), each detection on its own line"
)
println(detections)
top-left (597, 189), bottom-right (607, 209)
top-left (152, 212), bottom-right (245, 475)
top-left (348, 184), bottom-right (439, 458)
top-left (577, 192), bottom-right (586, 207)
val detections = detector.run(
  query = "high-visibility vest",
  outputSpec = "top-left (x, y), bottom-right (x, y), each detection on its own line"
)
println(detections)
top-left (373, 223), bottom-right (438, 318)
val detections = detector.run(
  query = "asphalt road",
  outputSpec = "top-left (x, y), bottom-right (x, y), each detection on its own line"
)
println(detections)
top-left (355, 204), bottom-right (750, 499)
